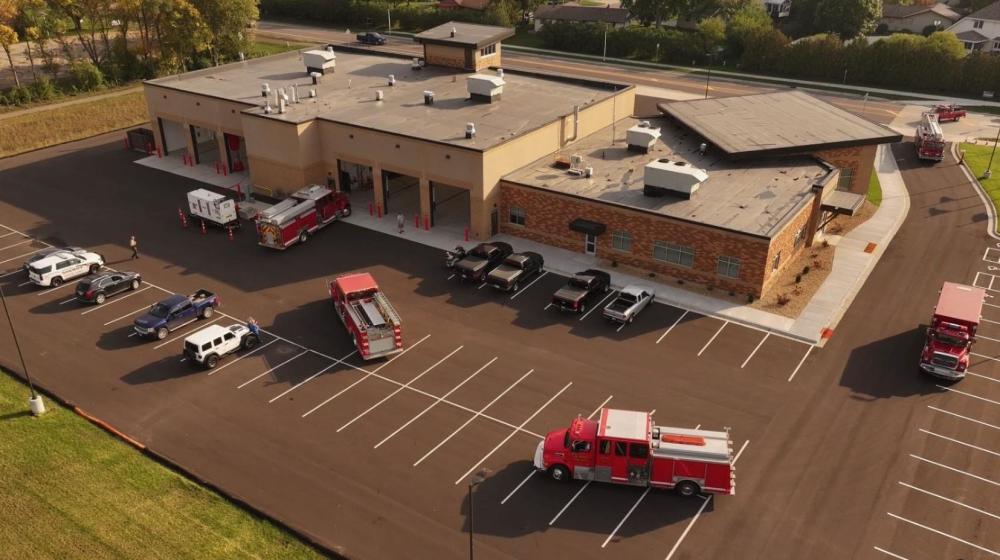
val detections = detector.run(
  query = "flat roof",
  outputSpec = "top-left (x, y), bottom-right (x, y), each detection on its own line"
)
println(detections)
top-left (146, 48), bottom-right (617, 151)
top-left (504, 117), bottom-right (831, 238)
top-left (413, 21), bottom-right (515, 48)
top-left (658, 91), bottom-right (902, 157)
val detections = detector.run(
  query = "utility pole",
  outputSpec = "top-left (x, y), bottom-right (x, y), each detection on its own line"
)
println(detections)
top-left (704, 67), bottom-right (711, 99)
top-left (843, 68), bottom-right (848, 84)
top-left (0, 286), bottom-right (45, 415)
top-left (602, 26), bottom-right (608, 62)
top-left (387, 9), bottom-right (392, 37)
top-left (986, 125), bottom-right (1000, 179)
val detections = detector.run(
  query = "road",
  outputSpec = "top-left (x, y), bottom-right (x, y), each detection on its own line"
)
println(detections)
top-left (254, 20), bottom-right (901, 126)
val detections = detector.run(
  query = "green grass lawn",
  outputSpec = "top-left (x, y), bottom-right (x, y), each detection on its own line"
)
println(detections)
top-left (506, 27), bottom-right (546, 49)
top-left (867, 168), bottom-right (882, 206)
top-left (961, 142), bottom-right (1000, 232)
top-left (248, 39), bottom-right (315, 58)
top-left (0, 371), bottom-right (323, 559)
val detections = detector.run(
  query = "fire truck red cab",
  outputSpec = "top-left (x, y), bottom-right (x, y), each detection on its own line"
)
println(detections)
top-left (329, 273), bottom-right (403, 360)
top-left (932, 104), bottom-right (966, 123)
top-left (256, 185), bottom-right (351, 249)
top-left (534, 408), bottom-right (735, 497)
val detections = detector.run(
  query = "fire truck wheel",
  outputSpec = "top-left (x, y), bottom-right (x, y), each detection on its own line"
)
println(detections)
top-left (205, 354), bottom-right (219, 369)
top-left (156, 327), bottom-right (168, 340)
top-left (675, 480), bottom-right (700, 497)
top-left (341, 206), bottom-right (352, 218)
top-left (549, 465), bottom-right (570, 482)
top-left (242, 334), bottom-right (259, 350)
top-left (95, 293), bottom-right (106, 305)
top-left (299, 230), bottom-right (309, 244)
top-left (201, 306), bottom-right (214, 319)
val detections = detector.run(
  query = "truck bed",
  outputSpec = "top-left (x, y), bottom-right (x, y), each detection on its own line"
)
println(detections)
top-left (345, 292), bottom-right (400, 332)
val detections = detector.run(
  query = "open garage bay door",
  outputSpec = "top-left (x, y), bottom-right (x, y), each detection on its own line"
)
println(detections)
top-left (158, 118), bottom-right (186, 155)
top-left (430, 182), bottom-right (469, 235)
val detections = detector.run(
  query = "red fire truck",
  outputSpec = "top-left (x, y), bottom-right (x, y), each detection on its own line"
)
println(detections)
top-left (932, 104), bottom-right (966, 123)
top-left (256, 185), bottom-right (351, 249)
top-left (534, 408), bottom-right (735, 497)
top-left (920, 282), bottom-right (985, 380)
top-left (915, 112), bottom-right (945, 162)
top-left (329, 273), bottom-right (403, 360)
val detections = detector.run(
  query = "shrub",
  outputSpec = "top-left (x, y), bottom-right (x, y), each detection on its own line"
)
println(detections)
top-left (776, 293), bottom-right (791, 306)
top-left (795, 273), bottom-right (802, 283)
top-left (6, 86), bottom-right (32, 105)
top-left (29, 77), bottom-right (57, 102)
top-left (68, 61), bottom-right (104, 91)
top-left (803, 265), bottom-right (810, 275)
top-left (747, 293), bottom-right (755, 303)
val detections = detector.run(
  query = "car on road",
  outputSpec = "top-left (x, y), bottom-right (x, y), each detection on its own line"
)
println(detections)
top-left (75, 271), bottom-right (142, 304)
top-left (603, 285), bottom-right (655, 324)
top-left (183, 324), bottom-right (260, 369)
top-left (356, 32), bottom-right (387, 45)
top-left (23, 246), bottom-right (85, 272)
top-left (134, 289), bottom-right (219, 340)
top-left (551, 269), bottom-right (611, 313)
top-left (486, 252), bottom-right (544, 292)
top-left (26, 249), bottom-right (104, 287)
top-left (454, 242), bottom-right (514, 282)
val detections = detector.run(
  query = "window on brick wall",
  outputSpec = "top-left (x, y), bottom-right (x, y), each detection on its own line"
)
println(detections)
top-left (653, 241), bottom-right (695, 267)
top-left (793, 226), bottom-right (804, 249)
top-left (480, 44), bottom-right (496, 56)
top-left (611, 231), bottom-right (632, 252)
top-left (509, 206), bottom-right (525, 226)
top-left (717, 256), bottom-right (740, 279)
top-left (837, 167), bottom-right (855, 191)
top-left (772, 250), bottom-right (782, 272)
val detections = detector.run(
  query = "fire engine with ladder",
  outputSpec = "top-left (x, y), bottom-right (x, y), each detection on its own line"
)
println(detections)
top-left (256, 185), bottom-right (351, 249)
top-left (915, 112), bottom-right (945, 162)
top-left (534, 408), bottom-right (735, 497)
top-left (329, 273), bottom-right (403, 360)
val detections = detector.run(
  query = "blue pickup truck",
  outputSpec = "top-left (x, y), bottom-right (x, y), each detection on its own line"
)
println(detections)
top-left (134, 289), bottom-right (219, 340)
top-left (355, 32), bottom-right (387, 45)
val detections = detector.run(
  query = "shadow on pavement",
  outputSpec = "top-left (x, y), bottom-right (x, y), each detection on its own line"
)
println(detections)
top-left (121, 354), bottom-right (202, 385)
top-left (838, 325), bottom-right (943, 399)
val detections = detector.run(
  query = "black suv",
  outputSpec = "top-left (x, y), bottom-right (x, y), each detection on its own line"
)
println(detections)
top-left (454, 242), bottom-right (514, 282)
top-left (76, 271), bottom-right (142, 304)
top-left (486, 252), bottom-right (544, 292)
top-left (551, 269), bottom-right (611, 313)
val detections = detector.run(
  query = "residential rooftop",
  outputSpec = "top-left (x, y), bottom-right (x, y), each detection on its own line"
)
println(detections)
top-left (658, 91), bottom-right (902, 157)
top-left (503, 117), bottom-right (832, 238)
top-left (146, 48), bottom-right (620, 150)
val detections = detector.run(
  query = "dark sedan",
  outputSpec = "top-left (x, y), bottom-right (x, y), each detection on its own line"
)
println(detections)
top-left (486, 252), bottom-right (544, 292)
top-left (75, 271), bottom-right (142, 304)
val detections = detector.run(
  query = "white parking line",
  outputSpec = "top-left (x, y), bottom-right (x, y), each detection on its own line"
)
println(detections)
top-left (697, 321), bottom-right (728, 356)
top-left (509, 271), bottom-right (548, 300)
top-left (899, 481), bottom-right (1000, 521)
top-left (928, 405), bottom-right (1000, 430)
top-left (665, 495), bottom-right (712, 560)
top-left (980, 318), bottom-right (1000, 325)
top-left (886, 513), bottom-right (999, 557)
top-left (0, 239), bottom-right (33, 252)
top-left (910, 454), bottom-right (999, 487)
top-left (741, 333), bottom-right (769, 368)
top-left (267, 350), bottom-right (358, 403)
top-left (414, 369), bottom-right (533, 467)
top-left (936, 384), bottom-right (1000, 406)
top-left (920, 428), bottom-right (1000, 458)
top-left (656, 310), bottom-right (688, 344)
top-left (153, 318), bottom-right (221, 350)
top-left (128, 332), bottom-right (137, 338)
top-left (967, 370), bottom-right (1000, 383)
top-left (236, 350), bottom-right (308, 389)
top-left (549, 481), bottom-right (592, 526)
top-left (544, 303), bottom-right (553, 311)
top-left (477, 282), bottom-right (487, 290)
top-left (15, 280), bottom-right (30, 286)
top-left (873, 546), bottom-right (911, 560)
top-left (102, 304), bottom-right (150, 326)
top-left (0, 231), bottom-right (18, 239)
top-left (36, 281), bottom-right (80, 296)
top-left (336, 346), bottom-right (463, 432)
top-left (971, 351), bottom-right (1000, 361)
top-left (301, 335), bottom-right (430, 418)
top-left (447, 274), bottom-right (455, 280)
top-left (80, 286), bottom-right (152, 315)
top-left (976, 333), bottom-right (1000, 343)
top-left (374, 357), bottom-right (498, 448)
top-left (454, 381), bottom-right (571, 485)
top-left (601, 486), bottom-right (651, 548)
top-left (787, 345), bottom-right (815, 382)
top-left (207, 339), bottom-right (277, 376)
top-left (0, 249), bottom-right (43, 265)
top-left (580, 291), bottom-right (617, 321)
top-left (58, 297), bottom-right (77, 305)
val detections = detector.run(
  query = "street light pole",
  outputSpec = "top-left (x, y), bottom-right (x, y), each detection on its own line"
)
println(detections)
top-left (0, 286), bottom-right (44, 415)
top-left (986, 125), bottom-right (1000, 179)
top-left (602, 27), bottom-right (608, 62)
top-left (704, 67), bottom-right (711, 99)
top-left (387, 9), bottom-right (392, 37)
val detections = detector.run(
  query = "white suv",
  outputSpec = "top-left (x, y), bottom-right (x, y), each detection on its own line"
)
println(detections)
top-left (27, 250), bottom-right (105, 287)
top-left (183, 324), bottom-right (260, 369)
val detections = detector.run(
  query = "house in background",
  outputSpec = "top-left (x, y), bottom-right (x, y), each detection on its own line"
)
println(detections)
top-left (532, 4), bottom-right (630, 31)
top-left (438, 0), bottom-right (491, 11)
top-left (946, 1), bottom-right (1000, 51)
top-left (880, 2), bottom-right (960, 33)
top-left (763, 0), bottom-right (791, 18)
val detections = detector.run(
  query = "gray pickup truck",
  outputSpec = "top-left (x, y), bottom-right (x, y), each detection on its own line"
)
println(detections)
top-left (602, 285), bottom-right (655, 324)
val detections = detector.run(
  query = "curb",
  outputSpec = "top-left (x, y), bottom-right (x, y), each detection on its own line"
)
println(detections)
top-left (954, 142), bottom-right (1000, 241)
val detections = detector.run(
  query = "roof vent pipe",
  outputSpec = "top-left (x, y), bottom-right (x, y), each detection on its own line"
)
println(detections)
top-left (326, 45), bottom-right (334, 53)
top-left (497, 68), bottom-right (504, 78)
top-left (311, 71), bottom-right (321, 85)
top-left (388, 74), bottom-right (396, 86)
top-left (412, 57), bottom-right (423, 70)
top-left (278, 98), bottom-right (286, 114)
top-left (309, 88), bottom-right (316, 98)
top-left (291, 86), bottom-right (299, 104)
top-left (466, 122), bottom-right (476, 139)
top-left (450, 26), bottom-right (457, 37)
top-left (261, 83), bottom-right (270, 98)
top-left (571, 105), bottom-right (580, 142)
top-left (376, 90), bottom-right (384, 101)
top-left (424, 90), bottom-right (435, 105)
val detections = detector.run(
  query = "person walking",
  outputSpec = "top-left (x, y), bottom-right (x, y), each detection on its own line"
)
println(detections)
top-left (247, 317), bottom-right (260, 337)
top-left (397, 213), bottom-right (405, 234)
top-left (129, 235), bottom-right (139, 259)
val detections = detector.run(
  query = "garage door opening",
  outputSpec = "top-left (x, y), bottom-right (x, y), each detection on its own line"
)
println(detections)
top-left (158, 118), bottom-right (186, 155)
top-left (224, 133), bottom-right (247, 173)
top-left (190, 125), bottom-right (218, 167)
top-left (382, 170), bottom-right (420, 218)
top-left (430, 182), bottom-right (470, 236)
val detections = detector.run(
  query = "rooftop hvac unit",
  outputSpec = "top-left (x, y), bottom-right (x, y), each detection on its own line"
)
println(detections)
top-left (303, 49), bottom-right (336, 75)
top-left (626, 122), bottom-right (661, 153)
top-left (643, 159), bottom-right (708, 199)
top-left (412, 57), bottom-right (423, 71)
top-left (467, 74), bottom-right (505, 103)
top-left (424, 90), bottom-right (435, 105)
top-left (568, 154), bottom-right (586, 176)
top-left (310, 72), bottom-right (321, 85)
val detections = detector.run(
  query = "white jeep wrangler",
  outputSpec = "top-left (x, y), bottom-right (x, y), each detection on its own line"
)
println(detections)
top-left (183, 324), bottom-right (260, 369)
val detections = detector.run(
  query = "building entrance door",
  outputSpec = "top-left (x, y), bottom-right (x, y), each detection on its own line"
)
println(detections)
top-left (585, 233), bottom-right (597, 255)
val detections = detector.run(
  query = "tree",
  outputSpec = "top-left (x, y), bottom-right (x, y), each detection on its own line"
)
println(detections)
top-left (726, 1), bottom-right (771, 57)
top-left (621, 0), bottom-right (674, 26)
top-left (484, 0), bottom-right (518, 27)
top-left (812, 0), bottom-right (881, 38)
top-left (697, 16), bottom-right (725, 54)
top-left (0, 0), bottom-right (18, 87)
top-left (189, 0), bottom-right (258, 65)
top-left (155, 0), bottom-right (210, 71)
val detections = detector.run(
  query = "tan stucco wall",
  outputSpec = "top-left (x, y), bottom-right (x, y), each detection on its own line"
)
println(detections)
top-left (423, 43), bottom-right (468, 69)
top-left (144, 83), bottom-right (250, 160)
top-left (473, 42), bottom-right (501, 71)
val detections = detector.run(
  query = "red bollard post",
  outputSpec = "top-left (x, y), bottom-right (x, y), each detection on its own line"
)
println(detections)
top-left (227, 226), bottom-right (234, 241)
top-left (368, 202), bottom-right (373, 216)
top-left (201, 220), bottom-right (207, 235)
top-left (464, 226), bottom-right (469, 242)
top-left (236, 184), bottom-right (242, 202)
top-left (146, 142), bottom-right (153, 155)
top-left (424, 215), bottom-right (430, 231)
top-left (157, 147), bottom-right (162, 158)
top-left (414, 213), bottom-right (419, 228)
top-left (223, 164), bottom-right (228, 176)
top-left (377, 204), bottom-right (382, 218)
top-left (124, 135), bottom-right (130, 150)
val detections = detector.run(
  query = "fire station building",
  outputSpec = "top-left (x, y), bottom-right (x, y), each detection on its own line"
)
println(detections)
top-left (141, 22), bottom-right (899, 297)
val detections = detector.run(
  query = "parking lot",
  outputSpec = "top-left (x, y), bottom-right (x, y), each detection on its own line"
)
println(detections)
top-left (0, 136), bottom-right (997, 559)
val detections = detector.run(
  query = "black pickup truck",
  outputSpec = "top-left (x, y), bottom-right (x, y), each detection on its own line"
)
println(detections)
top-left (551, 269), bottom-right (611, 313)
top-left (454, 242), bottom-right (514, 282)
top-left (356, 32), bottom-right (387, 45)
top-left (486, 252), bottom-right (544, 292)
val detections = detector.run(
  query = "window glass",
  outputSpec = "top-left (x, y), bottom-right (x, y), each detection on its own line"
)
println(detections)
top-left (213, 337), bottom-right (223, 346)
top-left (599, 440), bottom-right (612, 455)
top-left (629, 444), bottom-right (649, 459)
top-left (653, 242), bottom-right (695, 267)
top-left (224, 333), bottom-right (235, 341)
top-left (837, 167), bottom-right (855, 191)
top-left (717, 256), bottom-right (740, 279)
top-left (571, 440), bottom-right (591, 453)
top-left (612, 231), bottom-right (632, 252)
top-left (509, 206), bottom-right (526, 226)
top-left (201, 342), bottom-right (211, 351)
top-left (614, 441), bottom-right (628, 456)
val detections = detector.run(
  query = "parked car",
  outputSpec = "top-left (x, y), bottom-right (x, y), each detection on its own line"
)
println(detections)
top-left (183, 324), bottom-right (259, 369)
top-left (551, 269), bottom-right (611, 313)
top-left (133, 289), bottom-right (219, 340)
top-left (26, 250), bottom-right (104, 287)
top-left (603, 285), bottom-right (655, 324)
top-left (486, 252), bottom-right (544, 292)
top-left (75, 271), bottom-right (142, 304)
top-left (454, 242), bottom-right (513, 282)
top-left (356, 32), bottom-right (387, 45)
top-left (23, 246), bottom-right (85, 272)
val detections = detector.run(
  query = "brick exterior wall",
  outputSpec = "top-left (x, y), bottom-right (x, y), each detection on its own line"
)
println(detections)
top-left (500, 182), bottom-right (819, 297)
top-left (812, 145), bottom-right (876, 195)
top-left (762, 197), bottom-right (815, 294)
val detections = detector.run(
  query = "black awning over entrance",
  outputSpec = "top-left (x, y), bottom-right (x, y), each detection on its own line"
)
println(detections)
top-left (569, 218), bottom-right (607, 236)
top-left (821, 191), bottom-right (866, 216)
